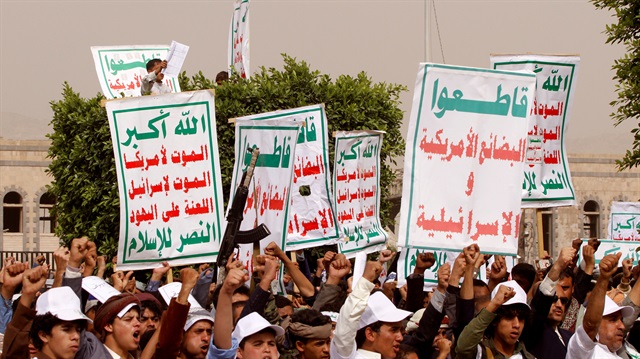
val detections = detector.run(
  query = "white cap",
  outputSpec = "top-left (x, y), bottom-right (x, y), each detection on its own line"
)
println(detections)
top-left (184, 307), bottom-right (214, 331)
top-left (405, 308), bottom-right (425, 333)
top-left (491, 280), bottom-right (530, 309)
top-left (36, 287), bottom-right (92, 322)
top-left (117, 303), bottom-right (138, 318)
top-left (232, 312), bottom-right (284, 344)
top-left (358, 291), bottom-right (412, 329)
top-left (603, 295), bottom-right (634, 317)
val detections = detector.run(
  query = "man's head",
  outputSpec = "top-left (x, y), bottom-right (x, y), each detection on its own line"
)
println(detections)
top-left (30, 287), bottom-right (91, 359)
top-left (556, 267), bottom-right (575, 298)
top-left (355, 292), bottom-right (412, 359)
top-left (473, 279), bottom-right (491, 314)
top-left (182, 308), bottom-right (214, 359)
top-left (511, 263), bottom-right (536, 294)
top-left (136, 293), bottom-right (162, 335)
top-left (275, 295), bottom-right (294, 320)
top-left (215, 71), bottom-right (229, 86)
top-left (233, 312), bottom-right (284, 359)
top-left (488, 280), bottom-right (531, 350)
top-left (598, 296), bottom-right (634, 352)
top-left (94, 293), bottom-right (142, 352)
top-left (287, 309), bottom-right (332, 359)
top-left (146, 59), bottom-right (162, 73)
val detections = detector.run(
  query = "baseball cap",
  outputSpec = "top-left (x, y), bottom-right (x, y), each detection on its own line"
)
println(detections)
top-left (491, 280), bottom-right (530, 309)
top-left (185, 307), bottom-right (214, 331)
top-left (36, 287), bottom-right (92, 323)
top-left (405, 308), bottom-right (425, 333)
top-left (603, 295), bottom-right (634, 318)
top-left (232, 312), bottom-right (284, 344)
top-left (358, 291), bottom-right (412, 329)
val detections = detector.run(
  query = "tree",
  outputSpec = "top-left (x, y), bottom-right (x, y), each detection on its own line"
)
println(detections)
top-left (592, 0), bottom-right (640, 170)
top-left (47, 55), bottom-right (406, 257)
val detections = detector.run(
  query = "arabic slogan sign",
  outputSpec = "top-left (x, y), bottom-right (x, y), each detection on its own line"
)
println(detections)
top-left (578, 239), bottom-right (640, 267)
top-left (235, 105), bottom-right (340, 250)
top-left (492, 55), bottom-right (579, 207)
top-left (91, 45), bottom-right (181, 99)
top-left (107, 90), bottom-right (225, 270)
top-left (333, 131), bottom-right (388, 258)
top-left (608, 202), bottom-right (640, 241)
top-left (398, 63), bottom-right (536, 255)
top-left (229, 0), bottom-right (250, 78)
top-left (397, 247), bottom-right (516, 289)
top-left (231, 119), bottom-right (302, 294)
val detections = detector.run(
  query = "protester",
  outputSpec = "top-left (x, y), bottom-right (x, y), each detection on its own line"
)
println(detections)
top-left (141, 59), bottom-right (170, 96)
top-left (285, 308), bottom-right (332, 359)
top-left (94, 292), bottom-right (142, 358)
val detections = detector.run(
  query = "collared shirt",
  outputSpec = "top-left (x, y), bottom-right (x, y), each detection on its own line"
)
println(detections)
top-left (105, 345), bottom-right (134, 359)
top-left (356, 349), bottom-right (381, 359)
top-left (0, 295), bottom-right (13, 334)
top-left (566, 325), bottom-right (622, 358)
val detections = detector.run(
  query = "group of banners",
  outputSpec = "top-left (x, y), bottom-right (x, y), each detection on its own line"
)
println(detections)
top-left (98, 39), bottom-right (639, 291)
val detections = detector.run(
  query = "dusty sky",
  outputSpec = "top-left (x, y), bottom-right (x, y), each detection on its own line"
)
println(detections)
top-left (0, 0), bottom-right (634, 156)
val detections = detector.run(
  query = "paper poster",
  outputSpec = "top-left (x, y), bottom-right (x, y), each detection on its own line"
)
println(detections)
top-left (608, 202), bottom-right (640, 241)
top-left (234, 105), bottom-right (340, 250)
top-left (229, 0), bottom-right (250, 78)
top-left (333, 131), bottom-right (388, 258)
top-left (82, 276), bottom-right (121, 303)
top-left (229, 119), bottom-right (302, 295)
top-left (492, 55), bottom-right (579, 207)
top-left (158, 282), bottom-right (201, 307)
top-left (396, 248), bottom-right (516, 290)
top-left (398, 63), bottom-right (536, 255)
top-left (108, 90), bottom-right (225, 270)
top-left (91, 45), bottom-right (181, 99)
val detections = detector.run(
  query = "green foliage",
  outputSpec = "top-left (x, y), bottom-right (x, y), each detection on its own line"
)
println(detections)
top-left (48, 55), bottom-right (406, 258)
top-left (47, 83), bottom-right (120, 255)
top-left (592, 0), bottom-right (640, 170)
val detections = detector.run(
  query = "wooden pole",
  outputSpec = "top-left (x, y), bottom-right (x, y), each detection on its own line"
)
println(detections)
top-left (536, 209), bottom-right (545, 259)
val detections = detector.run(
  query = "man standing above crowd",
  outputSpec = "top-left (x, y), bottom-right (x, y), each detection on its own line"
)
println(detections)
top-left (141, 59), bottom-right (170, 96)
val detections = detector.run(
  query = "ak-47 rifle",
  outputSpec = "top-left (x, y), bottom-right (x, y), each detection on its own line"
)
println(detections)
top-left (216, 147), bottom-right (271, 282)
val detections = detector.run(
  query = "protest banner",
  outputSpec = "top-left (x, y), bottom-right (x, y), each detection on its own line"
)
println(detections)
top-left (398, 63), bottom-right (536, 255)
top-left (492, 55), bottom-right (579, 207)
top-left (577, 239), bottom-right (640, 266)
top-left (229, 0), bottom-right (250, 78)
top-left (608, 202), bottom-right (640, 241)
top-left (108, 90), bottom-right (225, 270)
top-left (234, 105), bottom-right (340, 250)
top-left (230, 119), bottom-right (302, 295)
top-left (396, 247), bottom-right (516, 289)
top-left (333, 131), bottom-right (388, 258)
top-left (91, 45), bottom-right (181, 99)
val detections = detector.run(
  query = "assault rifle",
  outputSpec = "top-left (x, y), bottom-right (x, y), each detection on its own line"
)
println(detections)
top-left (216, 147), bottom-right (271, 281)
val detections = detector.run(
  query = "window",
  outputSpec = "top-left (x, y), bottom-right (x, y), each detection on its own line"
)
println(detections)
top-left (583, 200), bottom-right (600, 238)
top-left (3, 192), bottom-right (23, 233)
top-left (39, 192), bottom-right (56, 234)
top-left (540, 208), bottom-right (554, 256)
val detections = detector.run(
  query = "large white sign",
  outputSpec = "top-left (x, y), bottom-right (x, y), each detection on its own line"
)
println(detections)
top-left (333, 131), bottom-right (388, 258)
top-left (608, 202), bottom-right (640, 241)
top-left (398, 63), bottom-right (536, 255)
top-left (236, 105), bottom-right (340, 250)
top-left (229, 119), bottom-right (302, 294)
top-left (492, 55), bottom-right (579, 207)
top-left (229, 0), bottom-right (250, 78)
top-left (107, 90), bottom-right (225, 270)
top-left (91, 45), bottom-right (181, 99)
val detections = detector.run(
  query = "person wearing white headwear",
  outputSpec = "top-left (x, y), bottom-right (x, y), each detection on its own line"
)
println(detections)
top-left (456, 280), bottom-right (535, 359)
top-left (567, 252), bottom-right (638, 358)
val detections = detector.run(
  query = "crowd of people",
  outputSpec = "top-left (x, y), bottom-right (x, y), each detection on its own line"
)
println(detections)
top-left (0, 236), bottom-right (640, 359)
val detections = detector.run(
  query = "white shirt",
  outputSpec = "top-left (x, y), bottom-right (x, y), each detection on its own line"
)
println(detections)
top-left (105, 345), bottom-right (134, 359)
top-left (330, 278), bottom-right (375, 359)
top-left (566, 325), bottom-right (622, 358)
top-left (141, 72), bottom-right (171, 96)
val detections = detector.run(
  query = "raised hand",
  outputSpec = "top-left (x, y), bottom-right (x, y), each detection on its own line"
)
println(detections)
top-left (463, 244), bottom-right (480, 267)
top-left (198, 263), bottom-right (211, 274)
top-left (262, 255), bottom-right (280, 283)
top-left (151, 261), bottom-right (171, 281)
top-left (599, 253), bottom-right (621, 280)
top-left (53, 246), bottom-right (70, 272)
top-left (1, 262), bottom-right (29, 298)
top-left (222, 267), bottom-right (249, 294)
top-left (378, 249), bottom-right (395, 263)
top-left (437, 262), bottom-right (451, 292)
top-left (180, 268), bottom-right (199, 291)
top-left (327, 255), bottom-right (351, 281)
top-left (488, 284), bottom-right (516, 311)
top-left (22, 265), bottom-right (49, 296)
top-left (265, 241), bottom-right (286, 260)
top-left (555, 247), bottom-right (577, 269)
top-left (489, 255), bottom-right (507, 281)
top-left (414, 252), bottom-right (436, 275)
top-left (363, 260), bottom-right (383, 283)
top-left (68, 237), bottom-right (89, 268)
top-left (622, 258), bottom-right (633, 280)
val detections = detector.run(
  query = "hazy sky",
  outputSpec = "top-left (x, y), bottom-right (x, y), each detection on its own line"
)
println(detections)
top-left (0, 0), bottom-right (634, 156)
